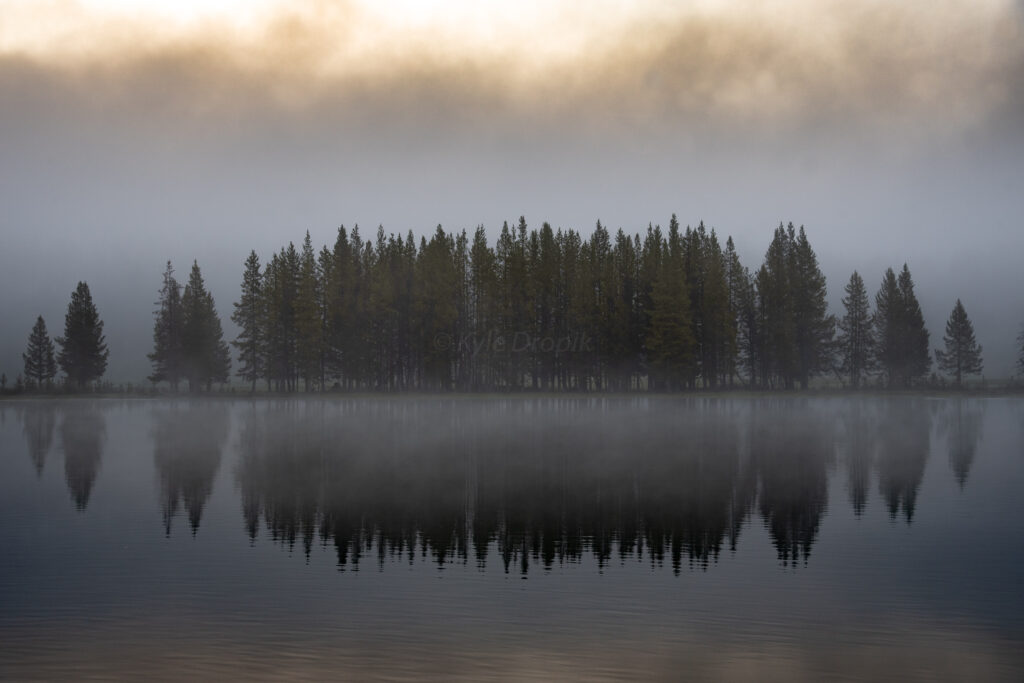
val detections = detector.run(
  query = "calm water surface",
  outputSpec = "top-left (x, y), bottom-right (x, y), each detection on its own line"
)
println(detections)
top-left (1, 396), bottom-right (1022, 681)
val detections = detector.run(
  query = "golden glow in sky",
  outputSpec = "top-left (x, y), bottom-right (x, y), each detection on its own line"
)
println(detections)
top-left (0, 0), bottom-right (1019, 132)
top-left (1, 0), bottom-right (722, 63)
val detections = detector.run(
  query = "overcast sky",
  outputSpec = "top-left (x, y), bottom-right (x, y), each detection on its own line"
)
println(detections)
top-left (1, 0), bottom-right (1022, 382)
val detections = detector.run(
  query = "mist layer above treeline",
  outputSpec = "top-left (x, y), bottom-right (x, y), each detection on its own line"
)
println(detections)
top-left (7, 218), bottom-right (1023, 394)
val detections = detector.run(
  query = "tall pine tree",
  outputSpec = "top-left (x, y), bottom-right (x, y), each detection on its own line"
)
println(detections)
top-left (935, 299), bottom-right (982, 387)
top-left (873, 268), bottom-right (902, 387)
top-left (791, 226), bottom-right (835, 389)
top-left (23, 315), bottom-right (57, 389)
top-left (56, 282), bottom-right (108, 389)
top-left (647, 221), bottom-right (695, 390)
top-left (837, 271), bottom-right (873, 388)
top-left (897, 264), bottom-right (931, 386)
top-left (294, 231), bottom-right (323, 391)
top-left (874, 265), bottom-right (930, 388)
top-left (181, 261), bottom-right (231, 392)
top-left (148, 261), bottom-right (184, 390)
top-left (231, 251), bottom-right (263, 391)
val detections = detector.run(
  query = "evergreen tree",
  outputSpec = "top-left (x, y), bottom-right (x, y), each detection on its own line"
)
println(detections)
top-left (325, 226), bottom-right (355, 388)
top-left (647, 222), bottom-right (695, 390)
top-left (874, 268), bottom-right (902, 387)
top-left (181, 261), bottom-right (231, 391)
top-left (23, 315), bottom-right (57, 389)
top-left (262, 245), bottom-right (300, 391)
top-left (837, 271), bottom-right (873, 388)
top-left (935, 299), bottom-right (982, 387)
top-left (231, 250), bottom-right (263, 392)
top-left (699, 228), bottom-right (733, 389)
top-left (791, 226), bottom-right (835, 389)
top-left (758, 225), bottom-right (797, 388)
top-left (415, 226), bottom-right (459, 390)
top-left (736, 267), bottom-right (764, 387)
top-left (722, 236), bottom-right (745, 386)
top-left (468, 225), bottom-right (499, 390)
top-left (897, 264), bottom-right (931, 386)
top-left (317, 244), bottom-right (335, 389)
top-left (295, 231), bottom-right (323, 391)
top-left (56, 282), bottom-right (109, 389)
top-left (147, 261), bottom-right (184, 390)
top-left (874, 265), bottom-right (930, 388)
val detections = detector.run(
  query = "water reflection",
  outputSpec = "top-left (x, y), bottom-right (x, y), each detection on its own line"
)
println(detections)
top-left (754, 405), bottom-right (830, 566)
top-left (839, 401), bottom-right (875, 517)
top-left (5, 397), bottom-right (1021, 682)
top-left (22, 403), bottom-right (57, 476)
top-left (876, 400), bottom-right (931, 523)
top-left (59, 404), bottom-right (106, 511)
top-left (152, 403), bottom-right (230, 536)
top-left (8, 398), bottom-right (971, 565)
top-left (231, 398), bottom-right (947, 573)
top-left (939, 399), bottom-right (984, 488)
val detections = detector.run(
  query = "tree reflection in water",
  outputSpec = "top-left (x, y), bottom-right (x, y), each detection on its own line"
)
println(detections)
top-left (152, 402), bottom-right (230, 536)
top-left (59, 403), bottom-right (106, 511)
top-left (233, 398), bottom-right (945, 573)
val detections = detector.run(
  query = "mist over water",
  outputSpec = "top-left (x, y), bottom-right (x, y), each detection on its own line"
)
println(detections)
top-left (1, 396), bottom-right (1022, 681)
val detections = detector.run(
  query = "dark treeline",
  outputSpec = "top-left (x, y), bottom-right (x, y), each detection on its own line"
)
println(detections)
top-left (234, 218), bottom-right (837, 392)
top-left (3, 219), bottom-right (1017, 394)
top-left (224, 218), bottom-right (996, 393)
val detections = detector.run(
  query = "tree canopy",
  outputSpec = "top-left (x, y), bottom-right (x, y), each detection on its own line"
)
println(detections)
top-left (874, 265), bottom-right (931, 388)
top-left (935, 299), bottom-right (983, 387)
top-left (23, 315), bottom-right (57, 388)
top-left (837, 271), bottom-right (873, 388)
top-left (228, 219), bottom-right (849, 393)
top-left (56, 282), bottom-right (108, 389)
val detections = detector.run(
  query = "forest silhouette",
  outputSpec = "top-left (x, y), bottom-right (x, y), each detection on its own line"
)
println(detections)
top-left (10, 218), bottom-right (1014, 394)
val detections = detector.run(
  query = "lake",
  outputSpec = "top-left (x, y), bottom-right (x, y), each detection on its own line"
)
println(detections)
top-left (1, 396), bottom-right (1022, 681)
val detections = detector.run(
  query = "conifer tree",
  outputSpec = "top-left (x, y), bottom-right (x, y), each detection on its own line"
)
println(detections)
top-left (56, 282), bottom-right (109, 389)
top-left (791, 226), bottom-right (835, 389)
top-left (874, 268), bottom-right (902, 387)
top-left (295, 231), bottom-right (323, 391)
top-left (648, 222), bottom-right (695, 390)
top-left (148, 261), bottom-right (184, 390)
top-left (317, 244), bottom-right (335, 389)
top-left (262, 245), bottom-right (300, 391)
top-left (325, 226), bottom-right (355, 387)
top-left (23, 315), bottom-right (57, 389)
top-left (736, 268), bottom-right (763, 387)
top-left (759, 225), bottom-right (797, 388)
top-left (181, 261), bottom-right (231, 391)
top-left (722, 236), bottom-right (745, 386)
top-left (231, 251), bottom-right (263, 392)
top-left (468, 225), bottom-right (498, 390)
top-left (415, 226), bottom-right (459, 390)
top-left (699, 228), bottom-right (733, 389)
top-left (874, 264), bottom-right (931, 388)
top-left (837, 271), bottom-right (873, 388)
top-left (935, 299), bottom-right (982, 387)
top-left (897, 264), bottom-right (931, 386)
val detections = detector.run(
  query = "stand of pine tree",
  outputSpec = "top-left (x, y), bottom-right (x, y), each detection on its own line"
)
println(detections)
top-left (227, 218), bottom-right (845, 393)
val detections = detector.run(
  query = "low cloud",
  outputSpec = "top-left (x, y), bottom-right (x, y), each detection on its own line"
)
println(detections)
top-left (1, 0), bottom-right (1021, 144)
